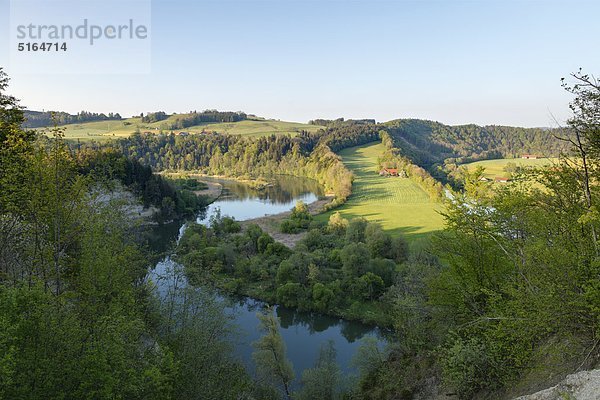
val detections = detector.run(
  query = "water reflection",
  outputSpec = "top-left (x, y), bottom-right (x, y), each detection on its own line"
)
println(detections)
top-left (276, 307), bottom-right (378, 343)
top-left (197, 176), bottom-right (320, 224)
top-left (204, 175), bottom-right (324, 205)
top-left (144, 220), bottom-right (182, 254)
top-left (148, 175), bottom-right (386, 379)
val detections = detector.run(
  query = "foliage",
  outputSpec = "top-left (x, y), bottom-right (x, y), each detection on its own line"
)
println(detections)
top-left (253, 308), bottom-right (295, 399)
top-left (0, 69), bottom-right (258, 399)
top-left (383, 118), bottom-right (567, 167)
top-left (164, 110), bottom-right (247, 129)
top-left (280, 200), bottom-right (313, 233)
top-left (141, 111), bottom-right (168, 123)
top-left (169, 178), bottom-right (208, 191)
top-left (177, 212), bottom-right (408, 326)
top-left (75, 147), bottom-right (208, 222)
top-left (295, 340), bottom-right (343, 400)
top-left (441, 337), bottom-right (498, 398)
top-left (23, 109), bottom-right (121, 128)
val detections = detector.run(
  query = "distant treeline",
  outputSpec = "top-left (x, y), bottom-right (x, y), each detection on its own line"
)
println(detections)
top-left (77, 134), bottom-right (349, 208)
top-left (140, 110), bottom-right (248, 130)
top-left (309, 117), bottom-right (377, 126)
top-left (23, 110), bottom-right (122, 128)
top-left (383, 119), bottom-right (568, 166)
top-left (380, 131), bottom-right (445, 200)
top-left (317, 119), bottom-right (381, 151)
top-left (140, 111), bottom-right (169, 123)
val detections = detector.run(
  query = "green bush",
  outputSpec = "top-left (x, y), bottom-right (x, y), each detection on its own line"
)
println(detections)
top-left (276, 283), bottom-right (304, 308)
top-left (441, 337), bottom-right (497, 399)
top-left (280, 200), bottom-right (313, 233)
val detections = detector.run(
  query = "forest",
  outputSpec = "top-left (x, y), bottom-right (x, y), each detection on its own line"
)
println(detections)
top-left (2, 64), bottom-right (600, 400)
top-left (22, 110), bottom-right (122, 128)
top-left (383, 118), bottom-right (568, 166)
top-left (74, 120), bottom-right (386, 209)
top-left (0, 69), bottom-right (349, 400)
top-left (176, 206), bottom-right (409, 326)
top-left (159, 110), bottom-right (248, 130)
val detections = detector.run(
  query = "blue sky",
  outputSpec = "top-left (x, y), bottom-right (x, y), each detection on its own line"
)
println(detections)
top-left (0, 0), bottom-right (599, 127)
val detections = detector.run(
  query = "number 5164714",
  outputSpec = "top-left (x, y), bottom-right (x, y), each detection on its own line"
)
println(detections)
top-left (18, 42), bottom-right (67, 52)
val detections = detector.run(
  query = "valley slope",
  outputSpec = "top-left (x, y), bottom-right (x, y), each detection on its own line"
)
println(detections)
top-left (317, 142), bottom-right (445, 242)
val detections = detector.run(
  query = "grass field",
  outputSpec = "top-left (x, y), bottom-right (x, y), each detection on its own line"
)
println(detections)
top-left (183, 119), bottom-right (322, 137)
top-left (35, 114), bottom-right (322, 141)
top-left (462, 157), bottom-right (557, 178)
top-left (317, 142), bottom-right (445, 242)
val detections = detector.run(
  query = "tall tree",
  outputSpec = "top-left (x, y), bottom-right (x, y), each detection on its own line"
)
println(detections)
top-left (253, 308), bottom-right (295, 399)
top-left (0, 67), bottom-right (35, 214)
top-left (295, 340), bottom-right (342, 400)
top-left (561, 69), bottom-right (600, 254)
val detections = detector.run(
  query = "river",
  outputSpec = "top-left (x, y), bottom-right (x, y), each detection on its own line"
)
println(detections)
top-left (147, 176), bottom-right (387, 383)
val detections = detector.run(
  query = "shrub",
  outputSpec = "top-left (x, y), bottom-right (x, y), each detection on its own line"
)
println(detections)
top-left (276, 283), bottom-right (304, 308)
top-left (441, 337), bottom-right (497, 399)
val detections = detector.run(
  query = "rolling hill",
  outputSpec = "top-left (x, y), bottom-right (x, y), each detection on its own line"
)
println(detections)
top-left (26, 111), bottom-right (323, 141)
top-left (383, 119), bottom-right (568, 166)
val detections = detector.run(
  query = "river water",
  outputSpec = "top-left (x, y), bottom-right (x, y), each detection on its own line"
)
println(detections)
top-left (147, 176), bottom-right (387, 382)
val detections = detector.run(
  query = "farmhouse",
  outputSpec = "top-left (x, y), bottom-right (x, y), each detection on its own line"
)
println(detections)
top-left (495, 176), bottom-right (510, 183)
top-left (522, 154), bottom-right (538, 159)
top-left (379, 168), bottom-right (399, 176)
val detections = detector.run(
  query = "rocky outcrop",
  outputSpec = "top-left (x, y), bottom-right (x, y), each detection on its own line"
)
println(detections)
top-left (513, 370), bottom-right (600, 400)
top-left (92, 183), bottom-right (158, 224)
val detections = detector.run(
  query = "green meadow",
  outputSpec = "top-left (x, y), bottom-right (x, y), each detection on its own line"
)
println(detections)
top-left (317, 142), bottom-right (445, 242)
top-left (183, 119), bottom-right (322, 137)
top-left (462, 157), bottom-right (557, 178)
top-left (36, 114), bottom-right (322, 141)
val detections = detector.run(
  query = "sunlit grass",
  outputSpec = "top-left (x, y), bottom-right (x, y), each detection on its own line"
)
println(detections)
top-left (462, 157), bottom-right (557, 179)
top-left (317, 142), bottom-right (445, 242)
top-left (36, 115), bottom-right (322, 141)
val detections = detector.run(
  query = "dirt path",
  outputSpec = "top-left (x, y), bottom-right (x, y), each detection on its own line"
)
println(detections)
top-left (241, 197), bottom-right (334, 248)
top-left (193, 180), bottom-right (223, 202)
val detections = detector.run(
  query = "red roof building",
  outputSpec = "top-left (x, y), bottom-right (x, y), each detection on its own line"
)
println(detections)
top-left (380, 168), bottom-right (399, 176)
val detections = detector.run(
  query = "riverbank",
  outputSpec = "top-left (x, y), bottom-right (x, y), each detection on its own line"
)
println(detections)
top-left (161, 171), bottom-right (273, 189)
top-left (240, 196), bottom-right (334, 248)
top-left (161, 172), bottom-right (334, 249)
top-left (159, 172), bottom-right (224, 200)
top-left (193, 180), bottom-right (223, 202)
top-left (166, 175), bottom-right (393, 327)
top-left (204, 271), bottom-right (393, 328)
